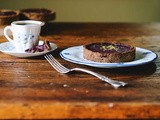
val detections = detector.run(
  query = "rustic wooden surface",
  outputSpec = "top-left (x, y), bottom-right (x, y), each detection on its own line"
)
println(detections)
top-left (0, 23), bottom-right (160, 119)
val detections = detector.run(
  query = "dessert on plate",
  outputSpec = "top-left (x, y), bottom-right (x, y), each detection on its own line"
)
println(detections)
top-left (83, 42), bottom-right (135, 63)
top-left (0, 9), bottom-right (19, 25)
top-left (25, 40), bottom-right (51, 53)
top-left (20, 8), bottom-right (55, 22)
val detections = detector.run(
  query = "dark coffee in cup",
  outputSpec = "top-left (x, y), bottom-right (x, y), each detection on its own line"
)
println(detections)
top-left (15, 23), bottom-right (34, 25)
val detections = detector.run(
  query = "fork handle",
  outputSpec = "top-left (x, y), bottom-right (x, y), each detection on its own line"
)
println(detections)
top-left (71, 68), bottom-right (127, 89)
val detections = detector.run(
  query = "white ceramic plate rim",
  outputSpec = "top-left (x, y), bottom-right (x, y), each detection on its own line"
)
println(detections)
top-left (0, 40), bottom-right (57, 58)
top-left (60, 46), bottom-right (157, 68)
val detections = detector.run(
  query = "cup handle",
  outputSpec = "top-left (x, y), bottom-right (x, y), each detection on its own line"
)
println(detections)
top-left (4, 26), bottom-right (14, 44)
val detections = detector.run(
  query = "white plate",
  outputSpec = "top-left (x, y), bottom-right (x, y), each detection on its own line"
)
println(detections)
top-left (0, 40), bottom-right (57, 58)
top-left (60, 46), bottom-right (157, 68)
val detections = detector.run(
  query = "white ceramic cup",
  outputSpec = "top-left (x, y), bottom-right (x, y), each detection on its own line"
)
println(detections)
top-left (4, 20), bottom-right (45, 52)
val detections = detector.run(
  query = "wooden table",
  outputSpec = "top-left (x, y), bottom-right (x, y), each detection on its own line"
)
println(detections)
top-left (0, 23), bottom-right (160, 119)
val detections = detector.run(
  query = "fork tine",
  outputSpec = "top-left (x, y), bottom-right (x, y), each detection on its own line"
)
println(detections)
top-left (45, 54), bottom-right (69, 73)
top-left (44, 54), bottom-right (62, 73)
top-left (48, 54), bottom-right (69, 72)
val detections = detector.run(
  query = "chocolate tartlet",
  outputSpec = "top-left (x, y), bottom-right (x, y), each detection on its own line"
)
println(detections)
top-left (0, 9), bottom-right (19, 25)
top-left (83, 42), bottom-right (135, 63)
top-left (20, 8), bottom-right (55, 21)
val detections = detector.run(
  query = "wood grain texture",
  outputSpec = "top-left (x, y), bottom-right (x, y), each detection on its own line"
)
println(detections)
top-left (0, 23), bottom-right (160, 119)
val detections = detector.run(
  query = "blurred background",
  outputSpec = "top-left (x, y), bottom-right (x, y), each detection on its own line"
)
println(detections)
top-left (0, 0), bottom-right (160, 23)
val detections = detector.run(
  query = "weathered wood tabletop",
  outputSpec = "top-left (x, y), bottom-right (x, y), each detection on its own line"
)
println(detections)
top-left (0, 23), bottom-right (160, 119)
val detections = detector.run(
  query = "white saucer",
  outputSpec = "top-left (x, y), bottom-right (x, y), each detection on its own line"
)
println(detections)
top-left (60, 46), bottom-right (157, 68)
top-left (0, 40), bottom-right (57, 58)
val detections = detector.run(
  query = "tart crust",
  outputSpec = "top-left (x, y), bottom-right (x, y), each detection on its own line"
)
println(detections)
top-left (83, 42), bottom-right (136, 63)
top-left (0, 9), bottom-right (19, 25)
top-left (20, 8), bottom-right (55, 21)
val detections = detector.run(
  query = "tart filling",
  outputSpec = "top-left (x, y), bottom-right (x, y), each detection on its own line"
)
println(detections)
top-left (25, 41), bottom-right (51, 53)
top-left (0, 11), bottom-right (17, 16)
top-left (83, 42), bottom-right (135, 63)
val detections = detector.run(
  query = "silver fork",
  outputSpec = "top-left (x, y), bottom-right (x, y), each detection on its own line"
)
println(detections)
top-left (44, 54), bottom-right (128, 89)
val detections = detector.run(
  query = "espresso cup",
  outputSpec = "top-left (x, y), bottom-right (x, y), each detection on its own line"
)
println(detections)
top-left (4, 20), bottom-right (45, 52)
